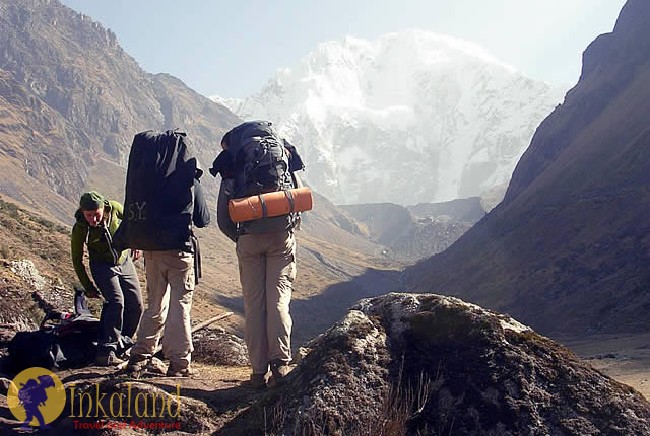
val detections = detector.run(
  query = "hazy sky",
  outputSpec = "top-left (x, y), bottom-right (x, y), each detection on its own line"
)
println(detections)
top-left (60, 0), bottom-right (627, 98)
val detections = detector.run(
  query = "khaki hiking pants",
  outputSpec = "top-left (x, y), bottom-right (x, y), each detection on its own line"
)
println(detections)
top-left (237, 230), bottom-right (297, 374)
top-left (131, 250), bottom-right (195, 370)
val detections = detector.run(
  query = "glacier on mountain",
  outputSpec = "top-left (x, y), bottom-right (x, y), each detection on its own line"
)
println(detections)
top-left (214, 29), bottom-right (567, 206)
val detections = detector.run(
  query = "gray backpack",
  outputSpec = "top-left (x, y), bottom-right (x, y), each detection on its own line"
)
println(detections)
top-left (228, 121), bottom-right (294, 199)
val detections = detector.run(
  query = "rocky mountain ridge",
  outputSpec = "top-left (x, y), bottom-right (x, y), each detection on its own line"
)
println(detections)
top-left (404, 0), bottom-right (650, 338)
top-left (0, 0), bottom-right (239, 219)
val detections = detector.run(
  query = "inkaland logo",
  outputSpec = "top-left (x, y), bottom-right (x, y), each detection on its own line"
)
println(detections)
top-left (7, 366), bottom-right (183, 431)
top-left (7, 367), bottom-right (66, 429)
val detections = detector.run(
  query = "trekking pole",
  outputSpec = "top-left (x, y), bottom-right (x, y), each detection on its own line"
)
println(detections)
top-left (190, 311), bottom-right (234, 332)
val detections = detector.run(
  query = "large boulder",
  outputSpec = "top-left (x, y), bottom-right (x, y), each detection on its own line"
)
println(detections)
top-left (224, 293), bottom-right (650, 435)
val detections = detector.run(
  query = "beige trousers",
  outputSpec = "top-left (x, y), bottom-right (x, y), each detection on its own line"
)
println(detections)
top-left (131, 250), bottom-right (195, 370)
top-left (237, 230), bottom-right (297, 374)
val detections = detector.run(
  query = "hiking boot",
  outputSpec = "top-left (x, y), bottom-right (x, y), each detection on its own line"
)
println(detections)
top-left (166, 365), bottom-right (196, 377)
top-left (269, 359), bottom-right (291, 386)
top-left (126, 354), bottom-right (150, 373)
top-left (95, 350), bottom-right (125, 367)
top-left (247, 373), bottom-right (267, 390)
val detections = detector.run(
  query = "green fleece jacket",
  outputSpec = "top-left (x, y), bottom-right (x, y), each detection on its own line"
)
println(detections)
top-left (70, 200), bottom-right (128, 294)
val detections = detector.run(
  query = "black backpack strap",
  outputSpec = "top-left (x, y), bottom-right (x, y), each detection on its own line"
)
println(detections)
top-left (191, 232), bottom-right (201, 285)
top-left (40, 312), bottom-right (63, 331)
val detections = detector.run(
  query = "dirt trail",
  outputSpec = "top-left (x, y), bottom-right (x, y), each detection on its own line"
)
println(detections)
top-left (0, 363), bottom-right (260, 433)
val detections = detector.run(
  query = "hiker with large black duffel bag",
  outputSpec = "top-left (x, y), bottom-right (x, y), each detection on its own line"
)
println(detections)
top-left (71, 191), bottom-right (144, 366)
top-left (210, 120), bottom-right (310, 389)
top-left (113, 129), bottom-right (210, 377)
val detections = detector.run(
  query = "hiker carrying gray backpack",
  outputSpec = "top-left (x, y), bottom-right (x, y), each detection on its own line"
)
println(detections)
top-left (210, 120), bottom-right (307, 389)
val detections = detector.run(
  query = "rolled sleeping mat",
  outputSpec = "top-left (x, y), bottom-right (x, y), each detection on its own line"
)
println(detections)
top-left (229, 187), bottom-right (313, 223)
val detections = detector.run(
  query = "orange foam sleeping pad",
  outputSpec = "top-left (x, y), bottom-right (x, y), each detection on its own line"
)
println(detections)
top-left (228, 187), bottom-right (313, 223)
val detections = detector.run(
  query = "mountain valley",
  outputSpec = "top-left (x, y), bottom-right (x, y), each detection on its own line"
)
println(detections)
top-left (1, 0), bottom-right (650, 433)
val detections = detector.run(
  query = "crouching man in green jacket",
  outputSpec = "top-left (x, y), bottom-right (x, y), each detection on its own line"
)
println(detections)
top-left (71, 191), bottom-right (144, 366)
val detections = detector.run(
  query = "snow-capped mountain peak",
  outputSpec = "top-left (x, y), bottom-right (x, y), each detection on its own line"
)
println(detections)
top-left (214, 29), bottom-right (566, 205)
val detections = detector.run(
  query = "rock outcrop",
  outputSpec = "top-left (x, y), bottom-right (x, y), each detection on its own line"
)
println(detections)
top-left (193, 329), bottom-right (249, 367)
top-left (225, 293), bottom-right (650, 435)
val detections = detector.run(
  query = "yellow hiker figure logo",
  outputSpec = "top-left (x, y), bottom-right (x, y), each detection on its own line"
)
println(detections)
top-left (7, 367), bottom-right (66, 429)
